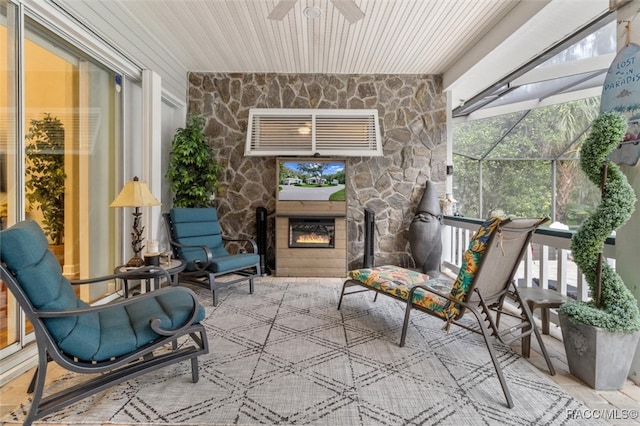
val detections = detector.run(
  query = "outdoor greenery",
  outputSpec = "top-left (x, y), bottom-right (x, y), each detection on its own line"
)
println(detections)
top-left (25, 114), bottom-right (66, 245)
top-left (453, 98), bottom-right (601, 227)
top-left (329, 188), bottom-right (345, 201)
top-left (559, 112), bottom-right (640, 332)
top-left (279, 161), bottom-right (345, 187)
top-left (166, 115), bottom-right (221, 207)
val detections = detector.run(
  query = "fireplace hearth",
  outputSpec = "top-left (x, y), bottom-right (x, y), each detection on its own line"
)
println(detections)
top-left (289, 217), bottom-right (335, 248)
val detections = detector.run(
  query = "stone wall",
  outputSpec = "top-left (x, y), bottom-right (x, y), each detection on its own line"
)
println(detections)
top-left (187, 72), bottom-right (446, 273)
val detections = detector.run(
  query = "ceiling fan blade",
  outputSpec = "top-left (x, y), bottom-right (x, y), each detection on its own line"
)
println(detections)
top-left (268, 0), bottom-right (298, 20)
top-left (330, 0), bottom-right (365, 24)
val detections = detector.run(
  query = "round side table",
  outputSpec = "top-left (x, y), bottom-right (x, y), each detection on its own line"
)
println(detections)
top-left (114, 259), bottom-right (186, 297)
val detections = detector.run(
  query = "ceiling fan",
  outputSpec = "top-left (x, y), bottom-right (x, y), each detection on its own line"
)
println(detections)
top-left (268, 0), bottom-right (365, 24)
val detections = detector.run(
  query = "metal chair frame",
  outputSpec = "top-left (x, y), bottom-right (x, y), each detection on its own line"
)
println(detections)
top-left (338, 217), bottom-right (555, 409)
top-left (1, 264), bottom-right (209, 425)
top-left (163, 211), bottom-right (261, 306)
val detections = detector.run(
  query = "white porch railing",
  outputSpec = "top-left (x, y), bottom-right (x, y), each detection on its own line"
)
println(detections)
top-left (441, 216), bottom-right (616, 327)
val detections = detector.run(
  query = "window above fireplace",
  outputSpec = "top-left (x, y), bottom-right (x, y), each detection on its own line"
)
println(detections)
top-left (245, 108), bottom-right (382, 157)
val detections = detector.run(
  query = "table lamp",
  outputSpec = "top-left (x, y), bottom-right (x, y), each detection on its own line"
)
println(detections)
top-left (110, 176), bottom-right (161, 267)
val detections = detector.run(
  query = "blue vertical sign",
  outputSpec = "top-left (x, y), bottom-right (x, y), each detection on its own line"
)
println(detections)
top-left (601, 43), bottom-right (640, 166)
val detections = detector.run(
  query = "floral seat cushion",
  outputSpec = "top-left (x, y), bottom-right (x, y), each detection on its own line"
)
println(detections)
top-left (347, 265), bottom-right (455, 319)
top-left (346, 217), bottom-right (503, 321)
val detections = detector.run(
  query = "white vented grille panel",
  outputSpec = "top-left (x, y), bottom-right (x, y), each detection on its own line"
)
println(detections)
top-left (246, 109), bottom-right (382, 156)
top-left (248, 115), bottom-right (313, 153)
top-left (315, 115), bottom-right (378, 152)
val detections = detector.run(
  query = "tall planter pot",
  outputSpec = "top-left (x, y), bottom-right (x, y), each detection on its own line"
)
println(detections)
top-left (559, 312), bottom-right (640, 389)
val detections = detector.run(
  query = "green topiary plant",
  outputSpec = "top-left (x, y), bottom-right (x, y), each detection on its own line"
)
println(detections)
top-left (25, 113), bottom-right (66, 245)
top-left (166, 115), bottom-right (222, 207)
top-left (559, 111), bottom-right (640, 332)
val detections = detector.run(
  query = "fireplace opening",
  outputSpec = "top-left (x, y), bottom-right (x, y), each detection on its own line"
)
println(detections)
top-left (289, 217), bottom-right (335, 248)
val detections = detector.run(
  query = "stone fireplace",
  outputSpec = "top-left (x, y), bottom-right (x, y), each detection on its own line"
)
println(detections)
top-left (187, 72), bottom-right (447, 274)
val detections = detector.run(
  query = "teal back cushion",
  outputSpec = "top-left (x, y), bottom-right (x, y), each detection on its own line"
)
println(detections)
top-left (0, 220), bottom-right (101, 356)
top-left (170, 208), bottom-right (230, 270)
top-left (1, 220), bottom-right (206, 362)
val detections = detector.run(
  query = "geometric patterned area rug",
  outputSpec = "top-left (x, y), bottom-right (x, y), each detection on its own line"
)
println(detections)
top-left (5, 279), bottom-right (604, 425)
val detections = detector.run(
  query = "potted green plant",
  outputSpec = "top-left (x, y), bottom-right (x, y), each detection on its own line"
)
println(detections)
top-left (166, 115), bottom-right (221, 207)
top-left (25, 114), bottom-right (66, 252)
top-left (559, 111), bottom-right (640, 389)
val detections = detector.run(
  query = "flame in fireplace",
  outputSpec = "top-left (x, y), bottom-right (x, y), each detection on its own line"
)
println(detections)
top-left (296, 232), bottom-right (331, 244)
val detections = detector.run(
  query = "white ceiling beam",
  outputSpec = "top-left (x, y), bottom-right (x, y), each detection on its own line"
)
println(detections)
top-left (512, 53), bottom-right (615, 86)
top-left (453, 86), bottom-right (602, 123)
top-left (444, 0), bottom-right (609, 108)
top-left (444, 1), bottom-right (549, 89)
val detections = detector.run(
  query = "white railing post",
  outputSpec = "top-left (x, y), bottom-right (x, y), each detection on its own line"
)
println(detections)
top-left (557, 249), bottom-right (568, 296)
top-left (577, 272), bottom-right (588, 302)
top-left (442, 224), bottom-right (453, 266)
top-left (539, 245), bottom-right (549, 289)
top-left (523, 245), bottom-right (534, 287)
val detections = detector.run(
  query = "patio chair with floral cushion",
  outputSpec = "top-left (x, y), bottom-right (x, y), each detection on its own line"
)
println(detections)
top-left (338, 216), bottom-right (555, 408)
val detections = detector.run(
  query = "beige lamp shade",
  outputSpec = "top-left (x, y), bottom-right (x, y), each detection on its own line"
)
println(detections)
top-left (110, 176), bottom-right (161, 208)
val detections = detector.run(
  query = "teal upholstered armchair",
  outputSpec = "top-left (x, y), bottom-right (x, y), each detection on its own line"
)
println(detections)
top-left (164, 207), bottom-right (261, 306)
top-left (0, 220), bottom-right (209, 425)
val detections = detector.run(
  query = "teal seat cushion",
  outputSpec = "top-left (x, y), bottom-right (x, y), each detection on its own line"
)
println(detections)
top-left (209, 253), bottom-right (261, 273)
top-left (1, 220), bottom-right (205, 362)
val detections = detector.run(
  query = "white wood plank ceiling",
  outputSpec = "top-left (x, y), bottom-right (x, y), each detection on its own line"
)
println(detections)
top-left (116, 0), bottom-right (517, 74)
top-left (53, 0), bottom-right (610, 109)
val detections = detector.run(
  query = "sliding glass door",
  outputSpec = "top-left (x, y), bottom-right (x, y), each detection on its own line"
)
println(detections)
top-left (1, 4), bottom-right (121, 358)
top-left (24, 18), bottom-right (120, 288)
top-left (0, 0), bottom-right (19, 354)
